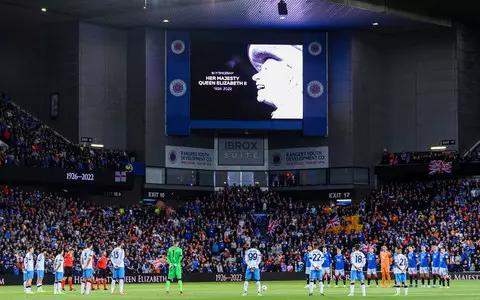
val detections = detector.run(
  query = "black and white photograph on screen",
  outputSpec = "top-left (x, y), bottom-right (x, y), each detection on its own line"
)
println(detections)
top-left (248, 44), bottom-right (303, 119)
top-left (190, 38), bottom-right (303, 121)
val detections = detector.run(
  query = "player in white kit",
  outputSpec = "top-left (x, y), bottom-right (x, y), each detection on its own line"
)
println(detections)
top-left (35, 249), bottom-right (46, 292)
top-left (111, 242), bottom-right (127, 295)
top-left (54, 249), bottom-right (65, 295)
top-left (308, 243), bottom-right (325, 296)
top-left (394, 247), bottom-right (408, 296)
top-left (242, 245), bottom-right (262, 296)
top-left (80, 243), bottom-right (94, 295)
top-left (24, 247), bottom-right (35, 294)
top-left (348, 245), bottom-right (366, 297)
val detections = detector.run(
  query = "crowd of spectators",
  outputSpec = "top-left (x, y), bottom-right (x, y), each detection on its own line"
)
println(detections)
top-left (380, 150), bottom-right (458, 165)
top-left (1, 179), bottom-right (479, 276)
top-left (0, 94), bottom-right (134, 171)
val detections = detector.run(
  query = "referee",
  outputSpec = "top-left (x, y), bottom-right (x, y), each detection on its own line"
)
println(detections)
top-left (96, 251), bottom-right (108, 291)
top-left (63, 248), bottom-right (75, 292)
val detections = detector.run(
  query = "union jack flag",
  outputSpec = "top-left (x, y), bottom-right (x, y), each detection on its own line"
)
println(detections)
top-left (150, 259), bottom-right (166, 269)
top-left (267, 220), bottom-right (278, 236)
top-left (326, 215), bottom-right (340, 229)
top-left (428, 160), bottom-right (452, 175)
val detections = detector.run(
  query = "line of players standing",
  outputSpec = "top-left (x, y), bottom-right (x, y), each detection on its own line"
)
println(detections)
top-left (301, 244), bottom-right (451, 296)
top-left (20, 242), bottom-right (127, 295)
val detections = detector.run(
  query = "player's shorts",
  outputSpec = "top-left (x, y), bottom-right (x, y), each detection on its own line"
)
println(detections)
top-left (367, 268), bottom-right (377, 276)
top-left (350, 270), bottom-right (364, 281)
top-left (334, 269), bottom-right (345, 277)
top-left (309, 269), bottom-right (323, 280)
top-left (55, 272), bottom-right (64, 281)
top-left (168, 265), bottom-right (182, 279)
top-left (305, 267), bottom-right (310, 275)
top-left (64, 267), bottom-right (73, 277)
top-left (408, 268), bottom-right (417, 275)
top-left (245, 268), bottom-right (261, 281)
top-left (113, 267), bottom-right (125, 279)
top-left (395, 273), bottom-right (406, 283)
top-left (36, 270), bottom-right (44, 279)
top-left (322, 267), bottom-right (331, 275)
top-left (82, 269), bottom-right (93, 279)
top-left (431, 267), bottom-right (439, 275)
top-left (419, 267), bottom-right (429, 274)
top-left (26, 271), bottom-right (34, 280)
top-left (98, 269), bottom-right (107, 279)
top-left (438, 268), bottom-right (448, 277)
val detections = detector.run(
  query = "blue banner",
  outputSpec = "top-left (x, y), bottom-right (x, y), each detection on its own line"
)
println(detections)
top-left (303, 33), bottom-right (328, 136)
top-left (166, 31), bottom-right (191, 135)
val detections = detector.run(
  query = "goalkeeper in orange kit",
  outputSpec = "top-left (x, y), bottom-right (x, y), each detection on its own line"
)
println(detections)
top-left (379, 245), bottom-right (392, 288)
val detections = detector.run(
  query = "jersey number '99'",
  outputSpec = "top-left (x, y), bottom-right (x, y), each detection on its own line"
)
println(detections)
top-left (248, 253), bottom-right (258, 261)
top-left (354, 255), bottom-right (363, 264)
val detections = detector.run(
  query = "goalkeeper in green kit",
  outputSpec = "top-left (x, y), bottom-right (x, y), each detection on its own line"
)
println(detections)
top-left (165, 240), bottom-right (184, 296)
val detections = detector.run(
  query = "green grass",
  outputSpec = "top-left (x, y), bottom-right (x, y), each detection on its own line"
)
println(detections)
top-left (2, 281), bottom-right (480, 300)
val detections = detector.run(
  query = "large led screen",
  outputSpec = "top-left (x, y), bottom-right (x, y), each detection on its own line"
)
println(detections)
top-left (165, 30), bottom-right (327, 135)
top-left (191, 43), bottom-right (303, 121)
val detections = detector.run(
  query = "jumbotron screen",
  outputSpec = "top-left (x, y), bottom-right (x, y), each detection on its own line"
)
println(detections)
top-left (190, 42), bottom-right (303, 121)
top-left (165, 30), bottom-right (327, 134)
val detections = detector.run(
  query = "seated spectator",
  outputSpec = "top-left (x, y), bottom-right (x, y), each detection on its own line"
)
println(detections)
top-left (0, 99), bottom-right (134, 170)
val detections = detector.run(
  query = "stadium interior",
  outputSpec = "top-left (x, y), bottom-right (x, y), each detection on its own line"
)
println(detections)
top-left (1, 0), bottom-right (480, 299)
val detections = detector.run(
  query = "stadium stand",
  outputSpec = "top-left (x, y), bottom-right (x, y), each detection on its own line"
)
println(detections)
top-left (0, 181), bottom-right (478, 275)
top-left (380, 150), bottom-right (458, 165)
top-left (0, 95), bottom-right (134, 171)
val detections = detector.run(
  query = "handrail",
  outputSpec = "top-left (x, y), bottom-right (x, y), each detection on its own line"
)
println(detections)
top-left (461, 140), bottom-right (480, 160)
top-left (9, 101), bottom-right (73, 145)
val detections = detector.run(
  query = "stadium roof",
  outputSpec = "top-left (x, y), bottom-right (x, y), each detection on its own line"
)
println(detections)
top-left (0, 0), bottom-right (477, 29)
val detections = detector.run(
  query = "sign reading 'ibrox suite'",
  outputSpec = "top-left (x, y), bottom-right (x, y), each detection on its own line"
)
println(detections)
top-left (218, 137), bottom-right (264, 166)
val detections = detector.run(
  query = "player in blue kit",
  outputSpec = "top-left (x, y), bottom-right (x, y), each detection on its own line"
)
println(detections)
top-left (394, 248), bottom-right (408, 296)
top-left (322, 246), bottom-right (332, 287)
top-left (243, 245), bottom-right (263, 296)
top-left (439, 248), bottom-right (450, 289)
top-left (431, 245), bottom-right (440, 288)
top-left (334, 248), bottom-right (346, 288)
top-left (407, 246), bottom-right (418, 288)
top-left (304, 246), bottom-right (316, 288)
top-left (418, 246), bottom-right (431, 288)
top-left (348, 245), bottom-right (366, 297)
top-left (308, 243), bottom-right (325, 296)
top-left (366, 248), bottom-right (379, 288)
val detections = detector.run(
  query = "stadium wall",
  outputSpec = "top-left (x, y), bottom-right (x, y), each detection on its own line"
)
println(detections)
top-left (1, 272), bottom-right (479, 286)
top-left (456, 24), bottom-right (480, 152)
top-left (79, 23), bottom-right (127, 149)
top-left (0, 23), bottom-right (80, 142)
top-left (380, 27), bottom-right (458, 152)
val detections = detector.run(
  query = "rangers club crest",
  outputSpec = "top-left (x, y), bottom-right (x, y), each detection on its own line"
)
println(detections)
top-left (272, 153), bottom-right (282, 166)
top-left (168, 150), bottom-right (178, 164)
top-left (307, 80), bottom-right (324, 98)
top-left (169, 79), bottom-right (187, 97)
top-left (308, 41), bottom-right (322, 56)
top-left (171, 40), bottom-right (185, 55)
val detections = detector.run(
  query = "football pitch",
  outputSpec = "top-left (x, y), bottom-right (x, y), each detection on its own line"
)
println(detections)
top-left (1, 281), bottom-right (479, 300)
